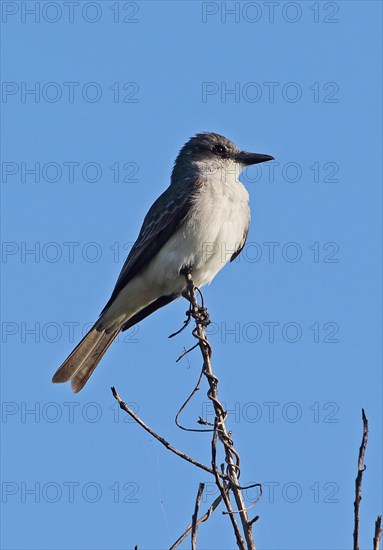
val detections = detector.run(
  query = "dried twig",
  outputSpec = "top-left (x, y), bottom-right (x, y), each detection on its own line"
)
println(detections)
top-left (112, 272), bottom-right (260, 549)
top-left (191, 483), bottom-right (205, 549)
top-left (175, 369), bottom-right (209, 433)
top-left (374, 515), bottom-right (383, 550)
top-left (111, 387), bottom-right (225, 479)
top-left (170, 494), bottom-right (223, 549)
top-left (183, 272), bottom-right (257, 549)
top-left (353, 408), bottom-right (369, 550)
top-left (211, 419), bottom-right (245, 549)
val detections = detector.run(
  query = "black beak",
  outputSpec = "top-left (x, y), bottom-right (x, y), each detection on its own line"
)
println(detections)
top-left (236, 151), bottom-right (275, 166)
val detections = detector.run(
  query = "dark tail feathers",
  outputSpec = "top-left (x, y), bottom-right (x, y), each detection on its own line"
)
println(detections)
top-left (52, 324), bottom-right (120, 393)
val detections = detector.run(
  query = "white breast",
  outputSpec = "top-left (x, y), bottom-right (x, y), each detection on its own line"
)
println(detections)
top-left (153, 162), bottom-right (250, 287)
top-left (102, 164), bottom-right (250, 326)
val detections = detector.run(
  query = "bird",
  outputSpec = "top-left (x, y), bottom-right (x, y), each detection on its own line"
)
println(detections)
top-left (52, 132), bottom-right (274, 392)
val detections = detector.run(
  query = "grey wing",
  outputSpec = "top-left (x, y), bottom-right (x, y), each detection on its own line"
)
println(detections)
top-left (101, 179), bottom-right (196, 313)
top-left (230, 221), bottom-right (250, 262)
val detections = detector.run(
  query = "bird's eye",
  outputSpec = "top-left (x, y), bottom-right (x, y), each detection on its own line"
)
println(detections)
top-left (213, 145), bottom-right (226, 156)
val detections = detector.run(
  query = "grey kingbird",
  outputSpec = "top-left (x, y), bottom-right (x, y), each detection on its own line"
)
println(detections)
top-left (52, 132), bottom-right (274, 392)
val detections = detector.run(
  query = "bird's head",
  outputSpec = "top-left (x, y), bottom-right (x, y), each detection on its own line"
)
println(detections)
top-left (171, 132), bottom-right (274, 184)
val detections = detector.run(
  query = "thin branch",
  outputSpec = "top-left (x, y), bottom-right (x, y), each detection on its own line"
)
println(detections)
top-left (168, 303), bottom-right (192, 338)
top-left (112, 272), bottom-right (260, 549)
top-left (175, 368), bottom-right (210, 433)
top-left (353, 408), bottom-right (369, 550)
top-left (176, 342), bottom-right (199, 362)
top-left (184, 272), bottom-right (257, 549)
top-left (111, 386), bottom-right (225, 479)
top-left (170, 494), bottom-right (223, 549)
top-left (248, 516), bottom-right (260, 528)
top-left (191, 483), bottom-right (205, 549)
top-left (374, 515), bottom-right (383, 550)
top-left (211, 418), bottom-right (246, 549)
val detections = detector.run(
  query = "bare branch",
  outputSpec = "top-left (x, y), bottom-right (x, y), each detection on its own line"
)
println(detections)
top-left (248, 516), bottom-right (260, 528)
top-left (211, 419), bottom-right (246, 549)
top-left (353, 408), bottom-right (369, 550)
top-left (183, 272), bottom-right (257, 549)
top-left (111, 386), bottom-right (224, 478)
top-left (175, 369), bottom-right (209, 433)
top-left (170, 494), bottom-right (223, 549)
top-left (112, 272), bottom-right (261, 549)
top-left (374, 515), bottom-right (383, 550)
top-left (191, 483), bottom-right (205, 549)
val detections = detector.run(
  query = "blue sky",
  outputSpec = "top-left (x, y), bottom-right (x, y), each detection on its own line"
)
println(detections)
top-left (1, 1), bottom-right (382, 549)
